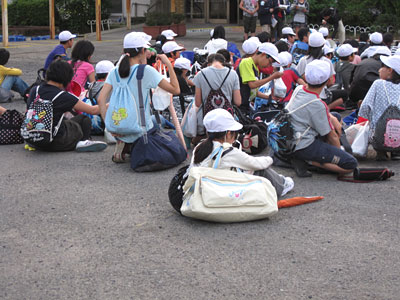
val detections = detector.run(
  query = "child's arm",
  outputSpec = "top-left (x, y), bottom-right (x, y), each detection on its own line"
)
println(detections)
top-left (222, 148), bottom-right (273, 171)
top-left (1, 66), bottom-right (22, 76)
top-left (0, 105), bottom-right (6, 116)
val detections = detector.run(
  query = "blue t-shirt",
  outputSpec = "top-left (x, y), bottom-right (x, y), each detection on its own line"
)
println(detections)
top-left (44, 44), bottom-right (68, 70)
top-left (105, 64), bottom-right (163, 143)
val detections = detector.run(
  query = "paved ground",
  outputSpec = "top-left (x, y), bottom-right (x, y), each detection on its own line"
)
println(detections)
top-left (1, 25), bottom-right (400, 299)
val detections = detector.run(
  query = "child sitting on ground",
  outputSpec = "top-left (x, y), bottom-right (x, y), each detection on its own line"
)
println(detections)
top-left (190, 108), bottom-right (294, 197)
top-left (0, 48), bottom-right (29, 102)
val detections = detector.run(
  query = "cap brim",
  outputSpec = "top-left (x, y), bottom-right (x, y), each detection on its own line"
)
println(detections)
top-left (230, 121), bottom-right (243, 131)
top-left (166, 36), bottom-right (174, 40)
top-left (270, 54), bottom-right (280, 64)
top-left (380, 55), bottom-right (391, 68)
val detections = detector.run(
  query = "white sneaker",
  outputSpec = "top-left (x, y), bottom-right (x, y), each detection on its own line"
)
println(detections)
top-left (76, 140), bottom-right (107, 152)
top-left (281, 177), bottom-right (294, 196)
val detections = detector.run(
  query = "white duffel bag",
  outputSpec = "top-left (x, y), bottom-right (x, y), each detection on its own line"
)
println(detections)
top-left (181, 147), bottom-right (278, 223)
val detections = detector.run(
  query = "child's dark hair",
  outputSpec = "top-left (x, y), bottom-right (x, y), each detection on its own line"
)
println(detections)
top-left (208, 53), bottom-right (226, 65)
top-left (166, 50), bottom-right (179, 58)
top-left (307, 46), bottom-right (324, 60)
top-left (307, 78), bottom-right (329, 89)
top-left (194, 131), bottom-right (228, 164)
top-left (118, 47), bottom-right (143, 78)
top-left (211, 25), bottom-right (226, 40)
top-left (156, 34), bottom-right (167, 45)
top-left (345, 39), bottom-right (359, 48)
top-left (217, 49), bottom-right (231, 63)
top-left (71, 40), bottom-right (95, 69)
top-left (173, 67), bottom-right (183, 76)
top-left (257, 32), bottom-right (271, 43)
top-left (298, 27), bottom-right (309, 42)
top-left (388, 70), bottom-right (400, 85)
top-left (46, 60), bottom-right (74, 88)
top-left (359, 32), bottom-right (369, 42)
top-left (0, 48), bottom-right (10, 65)
top-left (383, 32), bottom-right (393, 47)
top-left (275, 40), bottom-right (289, 53)
top-left (96, 73), bottom-right (108, 80)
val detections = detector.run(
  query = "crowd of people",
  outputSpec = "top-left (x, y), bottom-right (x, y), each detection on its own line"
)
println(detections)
top-left (1, 14), bottom-right (400, 205)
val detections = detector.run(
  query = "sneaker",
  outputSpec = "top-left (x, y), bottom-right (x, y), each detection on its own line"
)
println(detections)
top-left (112, 140), bottom-right (126, 163)
top-left (75, 140), bottom-right (107, 152)
top-left (281, 177), bottom-right (294, 196)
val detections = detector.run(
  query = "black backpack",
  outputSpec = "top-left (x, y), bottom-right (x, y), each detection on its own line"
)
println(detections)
top-left (23, 68), bottom-right (46, 103)
top-left (0, 109), bottom-right (24, 145)
top-left (234, 106), bottom-right (268, 155)
top-left (201, 69), bottom-right (234, 116)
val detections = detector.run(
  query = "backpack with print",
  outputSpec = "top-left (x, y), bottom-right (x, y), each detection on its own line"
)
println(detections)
top-left (105, 65), bottom-right (146, 135)
top-left (21, 86), bottom-right (65, 146)
top-left (201, 69), bottom-right (234, 116)
top-left (267, 87), bottom-right (320, 158)
top-left (372, 83), bottom-right (400, 152)
top-left (81, 82), bottom-right (105, 135)
top-left (0, 109), bottom-right (24, 144)
top-left (292, 45), bottom-right (308, 65)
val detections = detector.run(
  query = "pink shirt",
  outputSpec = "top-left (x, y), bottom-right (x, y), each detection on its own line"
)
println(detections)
top-left (351, 55), bottom-right (361, 65)
top-left (69, 61), bottom-right (94, 88)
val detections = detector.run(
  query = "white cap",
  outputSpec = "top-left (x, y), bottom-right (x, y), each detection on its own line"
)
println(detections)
top-left (309, 32), bottom-right (325, 47)
top-left (273, 51), bottom-right (291, 67)
top-left (123, 32), bottom-right (150, 49)
top-left (381, 55), bottom-right (400, 75)
top-left (395, 48), bottom-right (400, 56)
top-left (242, 37), bottom-right (261, 54)
top-left (174, 57), bottom-right (191, 70)
top-left (323, 45), bottom-right (334, 55)
top-left (282, 27), bottom-right (295, 36)
top-left (305, 60), bottom-right (331, 85)
top-left (203, 108), bottom-right (243, 132)
top-left (162, 41), bottom-right (185, 54)
top-left (370, 32), bottom-right (383, 44)
top-left (337, 44), bottom-right (357, 57)
top-left (137, 32), bottom-right (152, 42)
top-left (59, 30), bottom-right (76, 42)
top-left (372, 46), bottom-right (392, 57)
top-left (95, 60), bottom-right (114, 74)
top-left (161, 29), bottom-right (177, 40)
top-left (258, 42), bottom-right (280, 63)
top-left (319, 27), bottom-right (329, 37)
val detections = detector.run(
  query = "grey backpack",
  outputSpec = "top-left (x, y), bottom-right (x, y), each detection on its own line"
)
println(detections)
top-left (372, 82), bottom-right (400, 151)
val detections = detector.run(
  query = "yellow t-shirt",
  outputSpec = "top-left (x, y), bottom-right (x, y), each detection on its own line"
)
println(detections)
top-left (0, 65), bottom-right (22, 85)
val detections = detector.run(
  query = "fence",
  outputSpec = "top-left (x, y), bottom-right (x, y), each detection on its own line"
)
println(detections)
top-left (308, 23), bottom-right (395, 37)
top-left (87, 19), bottom-right (112, 33)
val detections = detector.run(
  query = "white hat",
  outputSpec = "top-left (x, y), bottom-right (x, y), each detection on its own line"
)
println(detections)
top-left (59, 30), bottom-right (76, 42)
top-left (203, 108), bottom-right (243, 132)
top-left (309, 32), bottom-right (325, 47)
top-left (95, 60), bottom-right (114, 74)
top-left (323, 45), bottom-right (334, 55)
top-left (242, 37), bottom-right (261, 54)
top-left (258, 42), bottom-right (280, 63)
top-left (318, 27), bottom-right (329, 37)
top-left (395, 48), bottom-right (400, 56)
top-left (372, 46), bottom-right (392, 57)
top-left (162, 41), bottom-right (185, 54)
top-left (305, 60), bottom-right (331, 85)
top-left (161, 29), bottom-right (178, 40)
top-left (137, 32), bottom-right (152, 42)
top-left (380, 55), bottom-right (400, 75)
top-left (337, 44), bottom-right (357, 57)
top-left (370, 32), bottom-right (383, 44)
top-left (282, 27), bottom-right (295, 36)
top-left (174, 57), bottom-right (191, 70)
top-left (272, 51), bottom-right (291, 67)
top-left (123, 32), bottom-right (150, 49)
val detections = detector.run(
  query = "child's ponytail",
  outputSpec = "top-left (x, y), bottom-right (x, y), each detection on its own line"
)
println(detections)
top-left (118, 47), bottom-right (143, 78)
top-left (193, 131), bottom-right (227, 164)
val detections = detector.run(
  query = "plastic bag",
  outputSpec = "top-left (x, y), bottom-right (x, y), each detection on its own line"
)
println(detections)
top-left (351, 121), bottom-right (369, 157)
top-left (152, 64), bottom-right (171, 111)
top-left (273, 75), bottom-right (287, 99)
top-left (181, 100), bottom-right (198, 138)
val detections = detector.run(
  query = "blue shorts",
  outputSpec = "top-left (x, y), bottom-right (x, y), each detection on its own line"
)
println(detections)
top-left (294, 139), bottom-right (358, 170)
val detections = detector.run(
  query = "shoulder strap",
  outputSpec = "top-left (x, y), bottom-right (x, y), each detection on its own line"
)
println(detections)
top-left (136, 64), bottom-right (148, 142)
top-left (201, 71), bottom-right (214, 90)
top-left (218, 68), bottom-right (231, 90)
top-left (212, 146), bottom-right (234, 169)
top-left (51, 91), bottom-right (64, 102)
top-left (382, 80), bottom-right (400, 106)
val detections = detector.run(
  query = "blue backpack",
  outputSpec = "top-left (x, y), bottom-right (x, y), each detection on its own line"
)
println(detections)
top-left (105, 65), bottom-right (146, 135)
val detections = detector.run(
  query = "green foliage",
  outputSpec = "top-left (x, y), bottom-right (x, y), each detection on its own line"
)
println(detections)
top-left (8, 0), bottom-right (51, 26)
top-left (145, 12), bottom-right (181, 26)
top-left (5, 0), bottom-right (111, 34)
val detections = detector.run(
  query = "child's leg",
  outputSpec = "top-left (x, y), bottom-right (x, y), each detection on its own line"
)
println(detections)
top-left (70, 115), bottom-right (91, 140)
top-left (255, 168), bottom-right (286, 197)
top-left (1, 76), bottom-right (29, 96)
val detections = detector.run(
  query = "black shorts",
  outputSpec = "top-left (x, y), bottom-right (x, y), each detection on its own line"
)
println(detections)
top-left (243, 16), bottom-right (257, 33)
top-left (294, 139), bottom-right (358, 170)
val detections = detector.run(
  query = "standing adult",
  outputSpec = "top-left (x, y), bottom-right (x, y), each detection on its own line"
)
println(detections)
top-left (321, 7), bottom-right (345, 44)
top-left (258, 0), bottom-right (278, 37)
top-left (239, 0), bottom-right (259, 41)
top-left (273, 0), bottom-right (291, 41)
top-left (291, 0), bottom-right (309, 35)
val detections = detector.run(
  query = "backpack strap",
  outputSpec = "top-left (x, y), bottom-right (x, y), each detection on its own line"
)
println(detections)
top-left (218, 68), bottom-right (231, 90)
top-left (136, 64), bottom-right (148, 142)
top-left (382, 80), bottom-right (400, 106)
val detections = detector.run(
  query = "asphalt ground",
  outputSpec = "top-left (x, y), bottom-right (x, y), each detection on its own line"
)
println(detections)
top-left (1, 25), bottom-right (399, 299)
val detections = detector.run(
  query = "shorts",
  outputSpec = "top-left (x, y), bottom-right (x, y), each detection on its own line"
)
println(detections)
top-left (243, 16), bottom-right (257, 33)
top-left (294, 138), bottom-right (358, 170)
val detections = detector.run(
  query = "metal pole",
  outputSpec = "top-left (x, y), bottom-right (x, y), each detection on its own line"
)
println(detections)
top-left (96, 0), bottom-right (101, 41)
top-left (126, 0), bottom-right (131, 30)
top-left (2, 0), bottom-right (8, 47)
top-left (49, 0), bottom-right (55, 39)
top-left (171, 0), bottom-right (176, 12)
